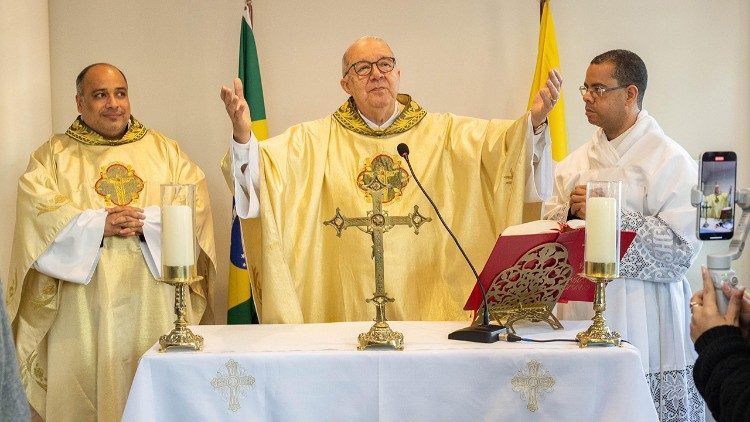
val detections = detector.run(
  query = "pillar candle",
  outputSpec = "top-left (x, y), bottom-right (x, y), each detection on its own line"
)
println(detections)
top-left (162, 204), bottom-right (194, 266)
top-left (585, 197), bottom-right (617, 263)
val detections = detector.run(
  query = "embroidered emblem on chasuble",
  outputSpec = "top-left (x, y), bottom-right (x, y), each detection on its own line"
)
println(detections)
top-left (95, 163), bottom-right (144, 206)
top-left (35, 195), bottom-right (69, 216)
top-left (356, 154), bottom-right (409, 203)
top-left (21, 350), bottom-right (48, 391)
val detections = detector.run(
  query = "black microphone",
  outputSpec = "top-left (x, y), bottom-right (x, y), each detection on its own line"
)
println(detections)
top-left (397, 143), bottom-right (504, 343)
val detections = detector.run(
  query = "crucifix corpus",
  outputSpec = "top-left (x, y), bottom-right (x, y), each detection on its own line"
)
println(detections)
top-left (324, 154), bottom-right (431, 350)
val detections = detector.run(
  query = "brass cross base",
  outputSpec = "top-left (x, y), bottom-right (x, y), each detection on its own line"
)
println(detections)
top-left (357, 321), bottom-right (404, 351)
top-left (576, 276), bottom-right (621, 347)
top-left (357, 294), bottom-right (404, 351)
top-left (158, 275), bottom-right (204, 352)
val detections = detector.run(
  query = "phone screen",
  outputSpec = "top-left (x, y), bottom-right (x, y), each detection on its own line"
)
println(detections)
top-left (698, 151), bottom-right (737, 240)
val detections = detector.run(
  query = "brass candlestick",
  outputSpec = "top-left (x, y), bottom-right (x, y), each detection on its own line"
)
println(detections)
top-left (159, 271), bottom-right (204, 352)
top-left (577, 180), bottom-right (622, 348)
top-left (576, 263), bottom-right (620, 347)
top-left (159, 184), bottom-right (203, 352)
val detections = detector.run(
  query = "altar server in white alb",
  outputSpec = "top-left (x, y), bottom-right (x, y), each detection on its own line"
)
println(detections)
top-left (543, 50), bottom-right (704, 421)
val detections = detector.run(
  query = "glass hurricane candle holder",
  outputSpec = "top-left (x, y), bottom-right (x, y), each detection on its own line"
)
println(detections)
top-left (578, 180), bottom-right (622, 348)
top-left (158, 183), bottom-right (203, 352)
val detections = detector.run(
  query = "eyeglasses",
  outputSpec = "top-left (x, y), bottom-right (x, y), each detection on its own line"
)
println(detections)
top-left (579, 85), bottom-right (628, 97)
top-left (346, 57), bottom-right (396, 77)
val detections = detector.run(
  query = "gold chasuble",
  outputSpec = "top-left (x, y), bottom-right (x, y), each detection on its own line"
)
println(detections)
top-left (6, 117), bottom-right (216, 421)
top-left (705, 192), bottom-right (729, 219)
top-left (232, 94), bottom-right (529, 324)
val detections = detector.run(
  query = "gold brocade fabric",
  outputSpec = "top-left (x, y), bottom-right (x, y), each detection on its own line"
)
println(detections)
top-left (6, 126), bottom-right (216, 421)
top-left (227, 95), bottom-right (530, 324)
top-left (65, 115), bottom-right (148, 146)
top-left (332, 94), bottom-right (427, 137)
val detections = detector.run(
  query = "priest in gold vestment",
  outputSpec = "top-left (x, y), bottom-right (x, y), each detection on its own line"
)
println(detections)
top-left (220, 36), bottom-right (560, 324)
top-left (705, 184), bottom-right (730, 219)
top-left (5, 63), bottom-right (216, 421)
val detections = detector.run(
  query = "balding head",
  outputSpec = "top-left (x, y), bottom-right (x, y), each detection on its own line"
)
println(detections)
top-left (342, 36), bottom-right (393, 77)
top-left (76, 63), bottom-right (128, 96)
top-left (339, 36), bottom-right (401, 126)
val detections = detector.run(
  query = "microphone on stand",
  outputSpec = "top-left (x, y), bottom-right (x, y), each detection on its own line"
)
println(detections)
top-left (397, 143), bottom-right (504, 343)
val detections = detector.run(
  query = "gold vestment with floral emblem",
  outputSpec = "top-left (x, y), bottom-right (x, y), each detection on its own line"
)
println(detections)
top-left (6, 117), bottom-right (216, 421)
top-left (224, 94), bottom-right (530, 324)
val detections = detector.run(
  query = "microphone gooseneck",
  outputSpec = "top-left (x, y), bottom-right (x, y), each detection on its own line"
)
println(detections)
top-left (399, 147), bottom-right (480, 281)
top-left (397, 143), bottom-right (499, 336)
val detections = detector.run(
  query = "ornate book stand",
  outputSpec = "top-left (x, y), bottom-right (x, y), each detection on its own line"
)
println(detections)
top-left (475, 242), bottom-right (570, 333)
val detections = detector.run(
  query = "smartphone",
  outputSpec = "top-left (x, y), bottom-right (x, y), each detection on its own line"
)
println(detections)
top-left (697, 151), bottom-right (737, 240)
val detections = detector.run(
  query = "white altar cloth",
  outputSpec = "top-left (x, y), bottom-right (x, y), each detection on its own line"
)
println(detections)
top-left (123, 321), bottom-right (657, 421)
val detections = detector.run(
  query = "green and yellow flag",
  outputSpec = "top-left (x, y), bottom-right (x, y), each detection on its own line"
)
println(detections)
top-left (528, 0), bottom-right (567, 161)
top-left (227, 1), bottom-right (267, 324)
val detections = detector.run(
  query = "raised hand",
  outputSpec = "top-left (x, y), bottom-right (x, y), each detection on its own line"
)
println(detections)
top-left (220, 78), bottom-right (253, 143)
top-left (530, 69), bottom-right (562, 129)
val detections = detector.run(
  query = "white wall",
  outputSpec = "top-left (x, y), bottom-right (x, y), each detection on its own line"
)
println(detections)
top-left (0, 0), bottom-right (52, 288)
top-left (47, 1), bottom-right (241, 322)
top-left (3, 0), bottom-right (748, 322)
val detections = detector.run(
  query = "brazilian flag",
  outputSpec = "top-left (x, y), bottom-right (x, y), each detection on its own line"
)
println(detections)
top-left (227, 2), bottom-right (267, 324)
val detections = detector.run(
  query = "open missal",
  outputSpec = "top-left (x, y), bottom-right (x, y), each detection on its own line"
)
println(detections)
top-left (462, 220), bottom-right (636, 330)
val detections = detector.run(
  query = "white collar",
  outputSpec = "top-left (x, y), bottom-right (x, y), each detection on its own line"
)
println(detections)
top-left (608, 110), bottom-right (646, 150)
top-left (359, 102), bottom-right (401, 130)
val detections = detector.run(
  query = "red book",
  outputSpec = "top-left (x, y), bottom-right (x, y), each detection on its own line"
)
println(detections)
top-left (463, 221), bottom-right (636, 311)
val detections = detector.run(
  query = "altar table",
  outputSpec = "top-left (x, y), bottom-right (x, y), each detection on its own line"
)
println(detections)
top-left (123, 321), bottom-right (657, 421)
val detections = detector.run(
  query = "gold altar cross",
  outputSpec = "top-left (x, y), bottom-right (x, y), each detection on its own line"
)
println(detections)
top-left (324, 154), bottom-right (430, 350)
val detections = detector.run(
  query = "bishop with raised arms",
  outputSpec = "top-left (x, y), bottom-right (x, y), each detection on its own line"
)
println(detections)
top-left (220, 36), bottom-right (561, 324)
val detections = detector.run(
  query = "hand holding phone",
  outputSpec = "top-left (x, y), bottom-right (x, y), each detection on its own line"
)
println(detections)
top-left (708, 268), bottom-right (739, 314)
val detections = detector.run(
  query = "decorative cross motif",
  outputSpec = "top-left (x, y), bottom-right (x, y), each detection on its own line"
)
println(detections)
top-left (356, 154), bottom-right (409, 203)
top-left (511, 360), bottom-right (555, 412)
top-left (94, 163), bottom-right (144, 206)
top-left (503, 169), bottom-right (514, 185)
top-left (211, 359), bottom-right (256, 412)
top-left (324, 154), bottom-right (430, 350)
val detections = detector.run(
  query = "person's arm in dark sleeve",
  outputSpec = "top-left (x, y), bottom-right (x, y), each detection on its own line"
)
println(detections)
top-left (693, 325), bottom-right (750, 422)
